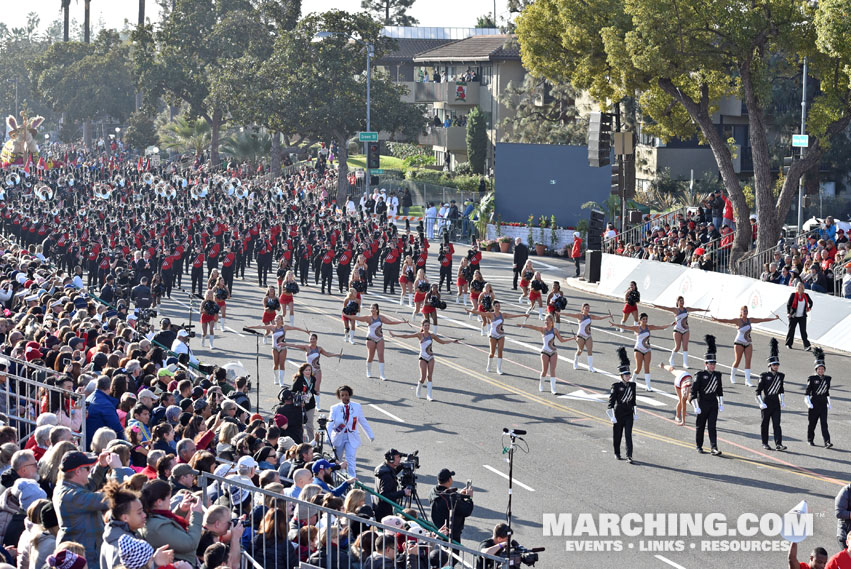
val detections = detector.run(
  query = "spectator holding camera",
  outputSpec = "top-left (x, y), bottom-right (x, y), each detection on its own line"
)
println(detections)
top-left (373, 449), bottom-right (411, 521)
top-left (139, 479), bottom-right (203, 564)
top-left (429, 468), bottom-right (474, 544)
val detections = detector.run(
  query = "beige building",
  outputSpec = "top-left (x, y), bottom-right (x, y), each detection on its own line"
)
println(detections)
top-left (376, 30), bottom-right (525, 171)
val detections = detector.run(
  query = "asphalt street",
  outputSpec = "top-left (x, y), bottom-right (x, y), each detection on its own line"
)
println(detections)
top-left (153, 246), bottom-right (851, 569)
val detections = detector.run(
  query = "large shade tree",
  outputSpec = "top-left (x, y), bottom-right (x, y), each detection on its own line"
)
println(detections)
top-left (257, 10), bottom-right (425, 203)
top-left (517, 0), bottom-right (851, 269)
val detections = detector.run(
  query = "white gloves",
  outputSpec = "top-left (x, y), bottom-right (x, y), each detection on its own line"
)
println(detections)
top-left (718, 397), bottom-right (724, 413)
top-left (805, 395), bottom-right (813, 409)
top-left (780, 394), bottom-right (785, 408)
top-left (606, 408), bottom-right (616, 423)
top-left (692, 401), bottom-right (702, 415)
top-left (756, 395), bottom-right (767, 410)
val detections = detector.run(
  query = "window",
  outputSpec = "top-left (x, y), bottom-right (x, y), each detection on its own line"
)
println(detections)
top-left (480, 65), bottom-right (493, 86)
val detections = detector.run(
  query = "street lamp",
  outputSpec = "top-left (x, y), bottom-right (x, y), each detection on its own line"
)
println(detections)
top-left (314, 31), bottom-right (374, 198)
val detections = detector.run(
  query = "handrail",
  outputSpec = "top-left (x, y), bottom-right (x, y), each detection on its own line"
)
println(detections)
top-left (199, 472), bottom-right (508, 569)
top-left (603, 206), bottom-right (691, 251)
top-left (736, 226), bottom-right (821, 279)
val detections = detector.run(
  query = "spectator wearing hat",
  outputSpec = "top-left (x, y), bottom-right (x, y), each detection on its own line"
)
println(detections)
top-left (170, 330), bottom-right (199, 367)
top-left (118, 533), bottom-right (188, 569)
top-left (169, 464), bottom-right (199, 495)
top-left (85, 376), bottom-right (125, 450)
top-left (54, 451), bottom-right (122, 569)
top-left (139, 479), bottom-right (203, 565)
top-left (27, 501), bottom-right (59, 569)
top-left (429, 468), bottom-right (474, 544)
top-left (0, 477), bottom-right (47, 546)
top-left (312, 459), bottom-right (354, 498)
top-left (48, 549), bottom-right (87, 569)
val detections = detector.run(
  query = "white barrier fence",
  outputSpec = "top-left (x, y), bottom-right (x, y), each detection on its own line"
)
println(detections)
top-left (596, 253), bottom-right (851, 354)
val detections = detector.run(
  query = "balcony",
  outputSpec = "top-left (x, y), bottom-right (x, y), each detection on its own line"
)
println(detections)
top-left (411, 81), bottom-right (480, 105)
top-left (418, 126), bottom-right (467, 151)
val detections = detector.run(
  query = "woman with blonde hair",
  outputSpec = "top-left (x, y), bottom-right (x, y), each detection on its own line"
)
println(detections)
top-left (38, 440), bottom-right (77, 497)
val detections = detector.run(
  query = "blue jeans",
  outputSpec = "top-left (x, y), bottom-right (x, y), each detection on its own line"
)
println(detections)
top-left (712, 216), bottom-right (723, 230)
top-left (402, 206), bottom-right (410, 216)
top-left (806, 282), bottom-right (827, 294)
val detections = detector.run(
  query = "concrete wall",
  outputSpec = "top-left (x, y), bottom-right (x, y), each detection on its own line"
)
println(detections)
top-left (494, 142), bottom-right (611, 227)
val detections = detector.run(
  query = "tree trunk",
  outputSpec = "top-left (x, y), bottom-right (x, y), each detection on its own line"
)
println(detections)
top-left (82, 121), bottom-right (91, 149)
top-left (84, 0), bottom-right (91, 43)
top-left (385, 0), bottom-right (390, 25)
top-left (63, 7), bottom-right (69, 42)
top-left (336, 135), bottom-right (349, 205)
top-left (138, 0), bottom-right (145, 27)
top-left (270, 131), bottom-right (281, 177)
top-left (209, 109), bottom-right (221, 167)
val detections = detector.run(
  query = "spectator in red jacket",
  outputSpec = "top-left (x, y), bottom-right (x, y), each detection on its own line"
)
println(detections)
top-left (571, 232), bottom-right (583, 278)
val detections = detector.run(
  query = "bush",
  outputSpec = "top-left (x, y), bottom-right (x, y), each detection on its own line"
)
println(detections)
top-left (455, 161), bottom-right (473, 175)
top-left (385, 142), bottom-right (430, 159)
top-left (403, 154), bottom-right (436, 168)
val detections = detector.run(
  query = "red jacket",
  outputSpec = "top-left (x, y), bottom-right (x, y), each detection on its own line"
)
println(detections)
top-left (571, 237), bottom-right (583, 259)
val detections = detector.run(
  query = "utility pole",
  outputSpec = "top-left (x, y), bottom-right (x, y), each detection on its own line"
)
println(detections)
top-left (797, 57), bottom-right (808, 234)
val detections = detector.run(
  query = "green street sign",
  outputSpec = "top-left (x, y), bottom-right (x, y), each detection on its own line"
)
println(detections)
top-left (371, 169), bottom-right (384, 174)
top-left (359, 132), bottom-right (378, 142)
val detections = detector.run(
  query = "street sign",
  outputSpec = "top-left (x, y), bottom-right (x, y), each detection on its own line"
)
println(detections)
top-left (371, 169), bottom-right (384, 174)
top-left (792, 134), bottom-right (809, 148)
top-left (359, 132), bottom-right (378, 142)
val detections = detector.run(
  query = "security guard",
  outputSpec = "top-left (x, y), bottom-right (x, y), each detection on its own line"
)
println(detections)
top-left (607, 347), bottom-right (637, 463)
top-left (805, 347), bottom-right (832, 448)
top-left (690, 335), bottom-right (724, 456)
top-left (756, 338), bottom-right (786, 451)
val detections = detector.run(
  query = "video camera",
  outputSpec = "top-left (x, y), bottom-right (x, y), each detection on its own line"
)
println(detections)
top-left (502, 545), bottom-right (544, 567)
top-left (397, 450), bottom-right (420, 488)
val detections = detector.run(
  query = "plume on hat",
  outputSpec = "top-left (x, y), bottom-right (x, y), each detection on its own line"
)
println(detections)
top-left (704, 334), bottom-right (716, 354)
top-left (617, 346), bottom-right (630, 368)
top-left (769, 338), bottom-right (779, 359)
top-left (812, 347), bottom-right (824, 362)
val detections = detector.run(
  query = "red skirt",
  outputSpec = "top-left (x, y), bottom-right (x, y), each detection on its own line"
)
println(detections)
top-left (399, 275), bottom-right (409, 285)
top-left (279, 294), bottom-right (293, 306)
top-left (470, 292), bottom-right (481, 302)
top-left (529, 291), bottom-right (541, 302)
top-left (520, 279), bottom-right (530, 288)
top-left (201, 313), bottom-right (216, 324)
top-left (456, 277), bottom-right (467, 287)
top-left (421, 305), bottom-right (436, 314)
top-left (262, 310), bottom-right (276, 324)
top-left (547, 305), bottom-right (557, 313)
top-left (216, 300), bottom-right (226, 308)
top-left (623, 303), bottom-right (638, 314)
top-left (414, 292), bottom-right (426, 303)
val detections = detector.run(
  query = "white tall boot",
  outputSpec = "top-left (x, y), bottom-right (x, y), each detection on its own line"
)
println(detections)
top-left (289, 314), bottom-right (294, 326)
top-left (408, 293), bottom-right (413, 307)
top-left (277, 370), bottom-right (285, 386)
top-left (644, 373), bottom-right (652, 391)
top-left (208, 335), bottom-right (215, 350)
top-left (730, 367), bottom-right (738, 384)
top-left (486, 357), bottom-right (493, 372)
top-left (669, 351), bottom-right (676, 366)
top-left (426, 381), bottom-right (433, 401)
top-left (378, 363), bottom-right (386, 381)
top-left (219, 318), bottom-right (225, 332)
top-left (315, 394), bottom-right (322, 411)
top-left (349, 330), bottom-right (356, 345)
top-left (366, 361), bottom-right (373, 378)
top-left (263, 335), bottom-right (269, 345)
top-left (572, 353), bottom-right (579, 370)
top-left (744, 369), bottom-right (753, 387)
top-left (587, 355), bottom-right (595, 373)
top-left (496, 358), bottom-right (503, 375)
top-left (415, 382), bottom-right (423, 398)
top-left (399, 295), bottom-right (404, 306)
top-left (480, 325), bottom-right (486, 336)
top-left (538, 375), bottom-right (545, 391)
top-left (682, 351), bottom-right (689, 368)
top-left (550, 376), bottom-right (557, 394)
top-left (201, 335), bottom-right (207, 348)
top-left (538, 307), bottom-right (543, 320)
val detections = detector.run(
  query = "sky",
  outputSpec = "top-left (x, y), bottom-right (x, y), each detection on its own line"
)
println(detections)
top-left (3, 0), bottom-right (511, 34)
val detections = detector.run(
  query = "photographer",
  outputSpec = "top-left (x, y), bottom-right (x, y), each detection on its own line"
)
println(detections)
top-left (478, 523), bottom-right (511, 568)
top-left (274, 389), bottom-right (305, 445)
top-left (429, 468), bottom-right (474, 544)
top-left (152, 318), bottom-right (178, 350)
top-left (170, 329), bottom-right (199, 367)
top-left (373, 449), bottom-right (411, 520)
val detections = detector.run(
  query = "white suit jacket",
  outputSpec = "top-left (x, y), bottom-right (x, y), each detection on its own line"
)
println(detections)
top-left (328, 401), bottom-right (373, 449)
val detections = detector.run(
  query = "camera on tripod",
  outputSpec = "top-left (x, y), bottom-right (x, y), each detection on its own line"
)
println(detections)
top-left (397, 450), bottom-right (420, 488)
top-left (317, 414), bottom-right (328, 430)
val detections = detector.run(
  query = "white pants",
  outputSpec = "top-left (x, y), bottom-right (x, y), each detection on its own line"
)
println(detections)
top-left (333, 434), bottom-right (358, 478)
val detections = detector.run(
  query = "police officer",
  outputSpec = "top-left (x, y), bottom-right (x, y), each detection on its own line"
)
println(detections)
top-left (756, 338), bottom-right (787, 451)
top-left (373, 449), bottom-right (411, 521)
top-left (805, 347), bottom-right (832, 448)
top-left (690, 334), bottom-right (724, 456)
top-left (607, 347), bottom-right (637, 463)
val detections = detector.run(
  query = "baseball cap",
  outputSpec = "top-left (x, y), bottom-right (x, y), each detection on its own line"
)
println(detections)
top-left (311, 459), bottom-right (334, 474)
top-left (437, 468), bottom-right (455, 484)
top-left (172, 463), bottom-right (199, 479)
top-left (177, 329), bottom-right (189, 338)
top-left (237, 455), bottom-right (258, 469)
top-left (61, 451), bottom-right (97, 472)
top-left (137, 389), bottom-right (158, 402)
top-left (193, 398), bottom-right (208, 412)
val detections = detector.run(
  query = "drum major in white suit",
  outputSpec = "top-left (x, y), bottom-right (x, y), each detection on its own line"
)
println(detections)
top-left (329, 385), bottom-right (374, 478)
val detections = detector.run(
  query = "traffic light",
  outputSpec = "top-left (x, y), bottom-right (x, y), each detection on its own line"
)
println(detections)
top-left (367, 141), bottom-right (381, 169)
top-left (370, 175), bottom-right (379, 186)
top-left (587, 112), bottom-right (612, 167)
top-left (611, 161), bottom-right (622, 195)
top-left (623, 155), bottom-right (636, 199)
top-left (782, 156), bottom-right (793, 176)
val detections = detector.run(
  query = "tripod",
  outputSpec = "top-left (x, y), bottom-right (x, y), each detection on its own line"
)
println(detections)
top-left (241, 327), bottom-right (262, 411)
top-left (401, 474), bottom-right (428, 519)
top-left (502, 427), bottom-right (528, 566)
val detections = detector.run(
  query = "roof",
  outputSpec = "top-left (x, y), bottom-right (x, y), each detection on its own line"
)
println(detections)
top-left (412, 35), bottom-right (521, 63)
top-left (376, 38), bottom-right (455, 64)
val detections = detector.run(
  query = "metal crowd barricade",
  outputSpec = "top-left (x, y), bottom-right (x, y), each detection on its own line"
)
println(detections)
top-left (603, 206), bottom-right (690, 252)
top-left (200, 472), bottom-right (508, 569)
top-left (4, 356), bottom-right (86, 446)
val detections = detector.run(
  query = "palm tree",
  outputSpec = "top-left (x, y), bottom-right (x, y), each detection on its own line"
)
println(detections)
top-left (61, 0), bottom-right (71, 41)
top-left (220, 129), bottom-right (272, 169)
top-left (158, 116), bottom-right (212, 156)
top-left (84, 0), bottom-right (91, 43)
top-left (139, 0), bottom-right (145, 27)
